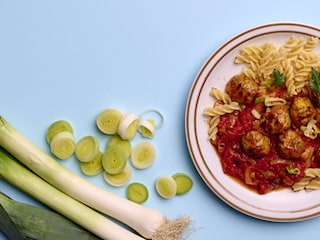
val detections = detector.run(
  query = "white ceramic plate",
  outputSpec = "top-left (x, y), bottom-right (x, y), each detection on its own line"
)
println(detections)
top-left (185, 22), bottom-right (320, 222)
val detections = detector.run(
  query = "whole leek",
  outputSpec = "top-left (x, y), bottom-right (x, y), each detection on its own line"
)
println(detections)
top-left (0, 149), bottom-right (144, 240)
top-left (0, 116), bottom-right (191, 240)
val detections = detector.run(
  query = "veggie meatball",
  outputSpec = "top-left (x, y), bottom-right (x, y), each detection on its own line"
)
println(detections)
top-left (241, 130), bottom-right (271, 158)
top-left (277, 129), bottom-right (304, 159)
top-left (225, 74), bottom-right (258, 105)
top-left (290, 97), bottom-right (316, 127)
top-left (264, 105), bottom-right (291, 134)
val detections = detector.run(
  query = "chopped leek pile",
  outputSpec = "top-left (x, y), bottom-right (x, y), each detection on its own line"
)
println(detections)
top-left (46, 109), bottom-right (193, 203)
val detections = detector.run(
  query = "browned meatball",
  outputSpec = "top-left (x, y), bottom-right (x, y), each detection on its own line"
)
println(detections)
top-left (225, 74), bottom-right (258, 105)
top-left (264, 105), bottom-right (291, 134)
top-left (241, 130), bottom-right (271, 158)
top-left (277, 129), bottom-right (305, 159)
top-left (290, 97), bottom-right (316, 127)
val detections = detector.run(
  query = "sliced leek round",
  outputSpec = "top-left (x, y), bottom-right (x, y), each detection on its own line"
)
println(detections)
top-left (130, 142), bottom-right (156, 169)
top-left (172, 173), bottom-right (193, 195)
top-left (46, 120), bottom-right (73, 144)
top-left (75, 135), bottom-right (100, 162)
top-left (80, 151), bottom-right (103, 176)
top-left (138, 119), bottom-right (155, 138)
top-left (102, 146), bottom-right (127, 175)
top-left (96, 109), bottom-right (123, 135)
top-left (155, 175), bottom-right (177, 199)
top-left (106, 135), bottom-right (131, 159)
top-left (126, 182), bottom-right (148, 204)
top-left (50, 132), bottom-right (76, 160)
top-left (103, 165), bottom-right (132, 187)
top-left (117, 114), bottom-right (139, 140)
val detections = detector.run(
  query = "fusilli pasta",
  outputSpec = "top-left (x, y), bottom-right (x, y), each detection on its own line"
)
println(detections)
top-left (203, 102), bottom-right (241, 117)
top-left (204, 88), bottom-right (240, 140)
top-left (292, 177), bottom-right (312, 191)
top-left (235, 35), bottom-right (320, 96)
top-left (208, 116), bottom-right (220, 140)
top-left (209, 87), bottom-right (232, 104)
top-left (264, 97), bottom-right (287, 107)
top-left (292, 168), bottom-right (320, 192)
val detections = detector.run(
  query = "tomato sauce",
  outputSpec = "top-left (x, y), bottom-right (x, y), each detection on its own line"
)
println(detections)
top-left (211, 103), bottom-right (320, 194)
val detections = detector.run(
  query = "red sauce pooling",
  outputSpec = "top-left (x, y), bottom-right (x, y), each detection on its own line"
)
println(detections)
top-left (211, 103), bottom-right (320, 194)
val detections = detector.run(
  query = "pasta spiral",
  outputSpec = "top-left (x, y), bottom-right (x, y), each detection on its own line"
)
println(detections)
top-left (292, 168), bottom-right (320, 192)
top-left (209, 87), bottom-right (232, 104)
top-left (203, 102), bottom-right (241, 117)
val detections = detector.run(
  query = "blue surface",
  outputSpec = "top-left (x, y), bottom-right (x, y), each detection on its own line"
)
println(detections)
top-left (1, 0), bottom-right (320, 239)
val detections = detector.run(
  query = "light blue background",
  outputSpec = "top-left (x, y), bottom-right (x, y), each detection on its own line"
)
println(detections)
top-left (1, 1), bottom-right (320, 239)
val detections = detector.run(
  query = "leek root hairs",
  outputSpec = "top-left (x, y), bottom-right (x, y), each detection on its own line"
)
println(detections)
top-left (152, 215), bottom-right (193, 240)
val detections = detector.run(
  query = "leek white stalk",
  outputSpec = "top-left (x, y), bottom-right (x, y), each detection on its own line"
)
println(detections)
top-left (0, 150), bottom-right (144, 240)
top-left (0, 116), bottom-right (191, 240)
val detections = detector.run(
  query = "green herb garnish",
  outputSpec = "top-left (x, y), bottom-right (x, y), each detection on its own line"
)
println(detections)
top-left (310, 68), bottom-right (320, 107)
top-left (254, 96), bottom-right (266, 104)
top-left (286, 166), bottom-right (299, 175)
top-left (265, 70), bottom-right (286, 90)
top-left (273, 69), bottom-right (286, 86)
top-left (310, 68), bottom-right (320, 93)
top-left (265, 79), bottom-right (274, 90)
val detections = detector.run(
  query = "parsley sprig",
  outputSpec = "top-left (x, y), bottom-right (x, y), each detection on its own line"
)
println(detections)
top-left (310, 68), bottom-right (320, 94)
top-left (266, 69), bottom-right (286, 90)
top-left (273, 69), bottom-right (286, 86)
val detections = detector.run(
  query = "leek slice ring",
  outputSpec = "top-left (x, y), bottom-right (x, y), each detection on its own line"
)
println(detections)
top-left (139, 109), bottom-right (164, 129)
top-left (138, 120), bottom-right (155, 138)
